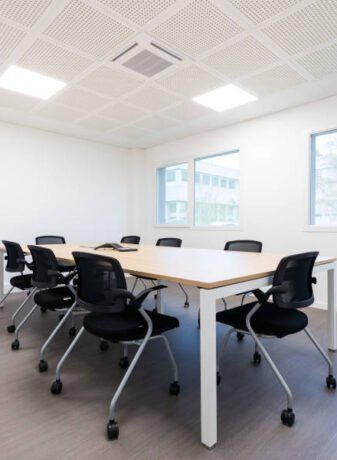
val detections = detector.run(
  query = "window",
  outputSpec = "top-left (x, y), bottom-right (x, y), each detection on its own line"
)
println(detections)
top-left (166, 170), bottom-right (176, 182)
top-left (310, 129), bottom-right (337, 226)
top-left (212, 176), bottom-right (219, 187)
top-left (194, 151), bottom-right (240, 226)
top-left (181, 169), bottom-right (188, 181)
top-left (156, 163), bottom-right (188, 224)
top-left (202, 174), bottom-right (210, 185)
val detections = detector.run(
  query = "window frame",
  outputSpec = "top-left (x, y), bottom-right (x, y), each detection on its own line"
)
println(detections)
top-left (153, 149), bottom-right (242, 231)
top-left (305, 127), bottom-right (337, 233)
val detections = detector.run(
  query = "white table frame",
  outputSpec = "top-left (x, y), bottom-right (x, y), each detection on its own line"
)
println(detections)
top-left (0, 249), bottom-right (335, 448)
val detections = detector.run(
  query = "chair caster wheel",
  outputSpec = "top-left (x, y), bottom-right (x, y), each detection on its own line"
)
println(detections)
top-left (281, 409), bottom-right (295, 427)
top-left (237, 332), bottom-right (244, 341)
top-left (51, 380), bottom-right (63, 395)
top-left (7, 324), bottom-right (15, 333)
top-left (184, 301), bottom-right (189, 308)
top-left (169, 381), bottom-right (180, 395)
top-left (11, 339), bottom-right (19, 350)
top-left (39, 360), bottom-right (48, 372)
top-left (253, 351), bottom-right (261, 365)
top-left (118, 357), bottom-right (129, 369)
top-left (69, 326), bottom-right (77, 337)
top-left (326, 374), bottom-right (336, 389)
top-left (217, 372), bottom-right (221, 385)
top-left (40, 307), bottom-right (47, 313)
top-left (58, 314), bottom-right (64, 322)
top-left (100, 340), bottom-right (109, 351)
top-left (107, 420), bottom-right (119, 440)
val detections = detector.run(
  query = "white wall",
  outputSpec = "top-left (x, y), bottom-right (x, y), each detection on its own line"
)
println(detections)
top-left (133, 94), bottom-right (337, 307)
top-left (0, 120), bottom-right (132, 287)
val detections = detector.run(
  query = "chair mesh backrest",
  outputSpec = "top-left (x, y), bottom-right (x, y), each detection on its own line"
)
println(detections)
top-left (224, 240), bottom-right (262, 253)
top-left (2, 240), bottom-right (26, 273)
top-left (120, 235), bottom-right (141, 244)
top-left (35, 235), bottom-right (66, 245)
top-left (28, 245), bottom-right (60, 288)
top-left (156, 238), bottom-right (182, 248)
top-left (73, 252), bottom-right (127, 313)
top-left (272, 252), bottom-right (318, 309)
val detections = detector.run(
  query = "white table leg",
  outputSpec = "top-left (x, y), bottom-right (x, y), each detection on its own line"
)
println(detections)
top-left (328, 264), bottom-right (337, 351)
top-left (156, 280), bottom-right (164, 313)
top-left (0, 249), bottom-right (4, 300)
top-left (199, 288), bottom-right (217, 448)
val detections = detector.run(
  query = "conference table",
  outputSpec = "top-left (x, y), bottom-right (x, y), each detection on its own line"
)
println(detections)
top-left (0, 243), bottom-right (336, 448)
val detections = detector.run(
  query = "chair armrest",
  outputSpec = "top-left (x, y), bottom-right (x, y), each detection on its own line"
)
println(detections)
top-left (253, 285), bottom-right (287, 305)
top-left (129, 285), bottom-right (167, 309)
top-left (110, 288), bottom-right (135, 302)
top-left (47, 269), bottom-right (76, 285)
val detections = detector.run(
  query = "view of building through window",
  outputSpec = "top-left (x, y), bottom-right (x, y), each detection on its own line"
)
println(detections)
top-left (156, 163), bottom-right (188, 224)
top-left (311, 130), bottom-right (337, 225)
top-left (194, 151), bottom-right (240, 226)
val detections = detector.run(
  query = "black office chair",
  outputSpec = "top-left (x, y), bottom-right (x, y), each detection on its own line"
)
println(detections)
top-left (216, 251), bottom-right (336, 427)
top-left (120, 235), bottom-right (140, 244)
top-left (132, 238), bottom-right (190, 308)
top-left (11, 246), bottom-right (77, 360)
top-left (50, 251), bottom-right (180, 441)
top-left (35, 235), bottom-right (75, 273)
top-left (1, 240), bottom-right (37, 333)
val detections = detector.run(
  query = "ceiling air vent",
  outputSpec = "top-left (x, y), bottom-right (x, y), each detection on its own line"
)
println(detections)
top-left (123, 49), bottom-right (173, 77)
top-left (111, 36), bottom-right (184, 78)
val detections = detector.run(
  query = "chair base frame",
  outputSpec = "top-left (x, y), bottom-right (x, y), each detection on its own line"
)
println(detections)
top-left (217, 301), bottom-right (335, 414)
top-left (51, 308), bottom-right (179, 423)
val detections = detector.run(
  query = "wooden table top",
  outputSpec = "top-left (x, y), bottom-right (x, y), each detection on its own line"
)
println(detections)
top-left (1, 243), bottom-right (335, 289)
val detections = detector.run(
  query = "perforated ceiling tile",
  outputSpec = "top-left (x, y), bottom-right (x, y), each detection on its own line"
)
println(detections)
top-left (77, 116), bottom-right (118, 132)
top-left (151, 0), bottom-right (243, 57)
top-left (297, 44), bottom-right (337, 78)
top-left (263, 0), bottom-right (337, 55)
top-left (52, 87), bottom-right (107, 112)
top-left (97, 0), bottom-right (176, 26)
top-left (157, 64), bottom-right (224, 97)
top-left (35, 103), bottom-right (84, 122)
top-left (99, 102), bottom-right (148, 123)
top-left (135, 114), bottom-right (177, 131)
top-left (20, 39), bottom-right (92, 81)
top-left (240, 64), bottom-right (306, 96)
top-left (125, 86), bottom-right (181, 111)
top-left (0, 22), bottom-right (25, 59)
top-left (228, 0), bottom-right (303, 24)
top-left (0, 0), bottom-right (52, 27)
top-left (78, 66), bottom-right (142, 97)
top-left (44, 0), bottom-right (135, 58)
top-left (0, 88), bottom-right (38, 111)
top-left (113, 125), bottom-right (150, 138)
top-left (161, 101), bottom-right (212, 121)
top-left (203, 36), bottom-right (278, 79)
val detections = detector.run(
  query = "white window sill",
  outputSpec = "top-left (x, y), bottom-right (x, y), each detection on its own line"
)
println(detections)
top-left (153, 224), bottom-right (242, 231)
top-left (304, 225), bottom-right (337, 233)
top-left (154, 224), bottom-right (190, 228)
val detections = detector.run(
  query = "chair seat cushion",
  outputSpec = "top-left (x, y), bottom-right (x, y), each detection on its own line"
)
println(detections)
top-left (216, 301), bottom-right (308, 338)
top-left (83, 309), bottom-right (179, 342)
top-left (10, 274), bottom-right (32, 290)
top-left (57, 261), bottom-right (76, 272)
top-left (34, 286), bottom-right (75, 310)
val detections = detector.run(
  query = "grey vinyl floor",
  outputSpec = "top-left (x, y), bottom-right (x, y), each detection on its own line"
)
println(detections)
top-left (1, 282), bottom-right (337, 460)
